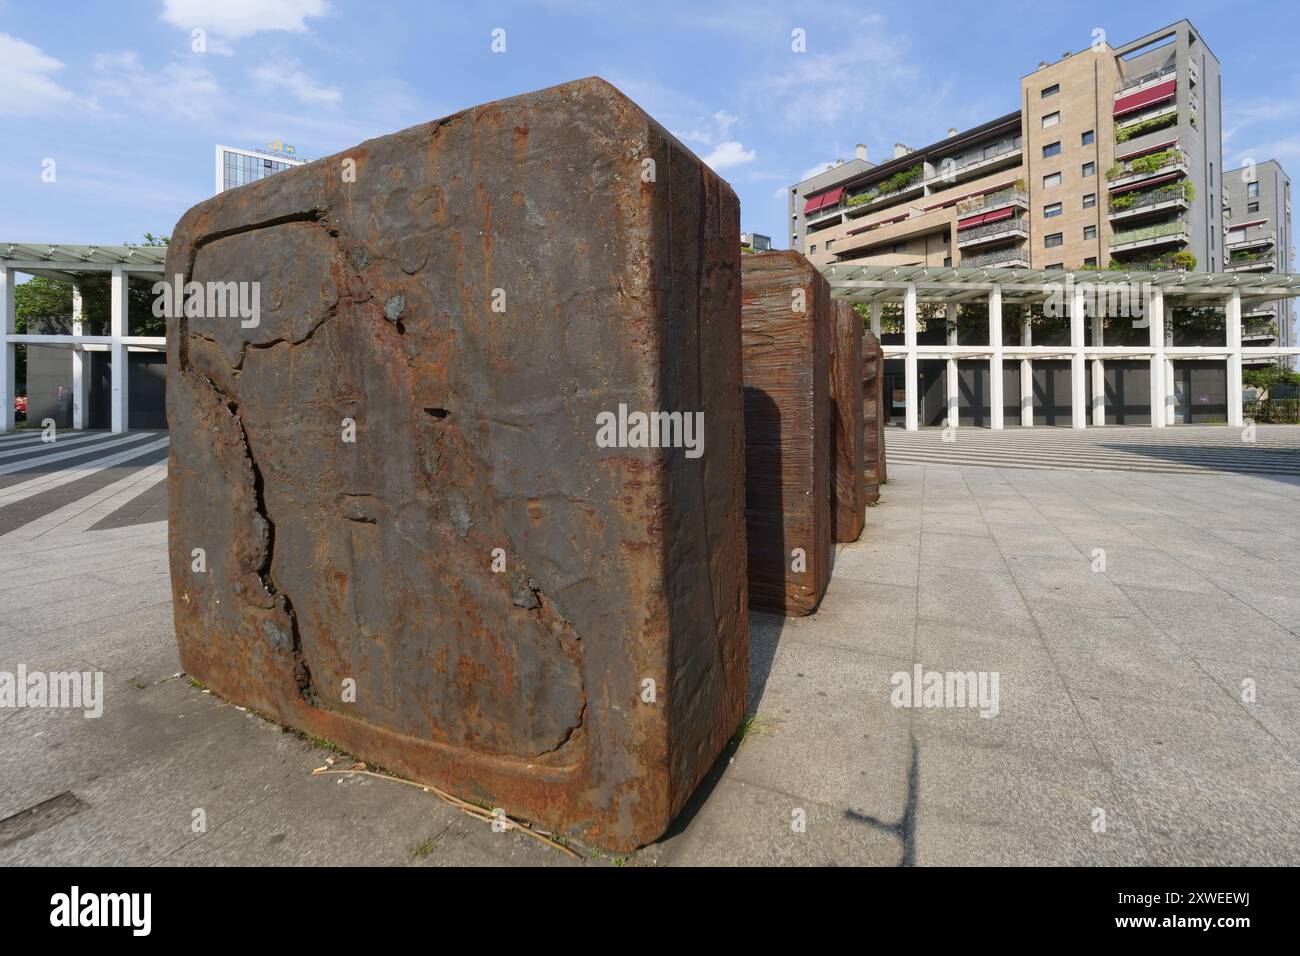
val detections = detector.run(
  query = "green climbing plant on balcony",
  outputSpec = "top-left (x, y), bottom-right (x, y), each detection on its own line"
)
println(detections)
top-left (846, 163), bottom-right (925, 207)
top-left (1114, 110), bottom-right (1178, 144)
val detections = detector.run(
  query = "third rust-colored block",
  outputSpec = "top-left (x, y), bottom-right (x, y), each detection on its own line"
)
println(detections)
top-left (863, 329), bottom-right (887, 503)
top-left (740, 251), bottom-right (831, 616)
top-left (164, 77), bottom-right (747, 852)
top-left (831, 299), bottom-right (864, 542)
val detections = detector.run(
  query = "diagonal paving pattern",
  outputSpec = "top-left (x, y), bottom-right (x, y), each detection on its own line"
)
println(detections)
top-left (0, 429), bottom-right (1297, 864)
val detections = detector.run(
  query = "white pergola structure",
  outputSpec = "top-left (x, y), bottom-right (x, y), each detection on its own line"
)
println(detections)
top-left (826, 264), bottom-right (1300, 430)
top-left (0, 243), bottom-right (167, 433)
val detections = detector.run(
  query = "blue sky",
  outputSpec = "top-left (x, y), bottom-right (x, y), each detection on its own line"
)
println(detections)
top-left (4, 0), bottom-right (1300, 250)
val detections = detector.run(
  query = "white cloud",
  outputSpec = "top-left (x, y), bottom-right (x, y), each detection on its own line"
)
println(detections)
top-left (92, 51), bottom-right (221, 123)
top-left (703, 141), bottom-right (757, 170)
top-left (680, 109), bottom-right (741, 146)
top-left (162, 0), bottom-right (330, 40)
top-left (253, 62), bottom-right (342, 106)
top-left (752, 18), bottom-right (923, 128)
top-left (0, 34), bottom-right (75, 116)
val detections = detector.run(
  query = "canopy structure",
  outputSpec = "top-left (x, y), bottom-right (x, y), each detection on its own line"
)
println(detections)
top-left (823, 264), bottom-right (1300, 431)
top-left (1, 242), bottom-right (167, 433)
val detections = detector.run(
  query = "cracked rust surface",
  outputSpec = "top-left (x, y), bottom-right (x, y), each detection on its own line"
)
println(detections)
top-left (166, 77), bottom-right (747, 851)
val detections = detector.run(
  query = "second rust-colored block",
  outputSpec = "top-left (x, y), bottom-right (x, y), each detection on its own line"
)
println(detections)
top-left (740, 251), bottom-right (831, 616)
top-left (863, 330), bottom-right (887, 503)
top-left (831, 300), bottom-right (864, 542)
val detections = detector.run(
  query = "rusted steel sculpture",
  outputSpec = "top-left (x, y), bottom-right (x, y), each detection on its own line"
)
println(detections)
top-left (863, 330), bottom-right (887, 503)
top-left (830, 300), bottom-right (864, 542)
top-left (739, 251), bottom-right (831, 616)
top-left (165, 77), bottom-right (748, 852)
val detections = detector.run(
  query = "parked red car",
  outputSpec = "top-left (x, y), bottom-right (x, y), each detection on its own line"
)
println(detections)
top-left (14, 395), bottom-right (27, 421)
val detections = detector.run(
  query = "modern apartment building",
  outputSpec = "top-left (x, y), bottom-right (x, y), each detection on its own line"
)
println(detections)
top-left (1224, 160), bottom-right (1295, 366)
top-left (789, 20), bottom-right (1222, 275)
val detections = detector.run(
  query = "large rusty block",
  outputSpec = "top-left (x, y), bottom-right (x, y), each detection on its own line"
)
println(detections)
top-left (863, 330), bottom-right (887, 503)
top-left (164, 77), bottom-right (748, 852)
top-left (740, 251), bottom-right (831, 616)
top-left (831, 300), bottom-right (864, 542)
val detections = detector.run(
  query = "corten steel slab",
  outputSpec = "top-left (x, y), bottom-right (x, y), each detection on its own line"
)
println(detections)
top-left (863, 330), bottom-right (886, 503)
top-left (739, 251), bottom-right (831, 616)
top-left (164, 77), bottom-right (748, 852)
top-left (831, 300), bottom-right (864, 542)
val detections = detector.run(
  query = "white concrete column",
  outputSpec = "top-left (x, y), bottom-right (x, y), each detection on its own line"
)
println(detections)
top-left (989, 286), bottom-right (1004, 430)
top-left (1071, 282), bottom-right (1087, 429)
top-left (904, 284), bottom-right (918, 431)
top-left (1226, 290), bottom-right (1244, 427)
top-left (110, 266), bottom-right (130, 433)
top-left (869, 301), bottom-right (881, 339)
top-left (1090, 304), bottom-right (1105, 426)
top-left (1148, 286), bottom-right (1165, 428)
top-left (1165, 358), bottom-right (1176, 425)
top-left (1020, 307), bottom-right (1033, 427)
top-left (71, 283), bottom-right (89, 430)
top-left (945, 304), bottom-right (958, 428)
top-left (0, 268), bottom-right (14, 432)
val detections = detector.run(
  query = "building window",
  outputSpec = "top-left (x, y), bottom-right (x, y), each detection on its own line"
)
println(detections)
top-left (810, 244), bottom-right (817, 254)
top-left (1043, 172), bottom-right (1062, 188)
top-left (1042, 141), bottom-right (1061, 158)
top-left (1045, 232), bottom-right (1064, 248)
top-left (943, 256), bottom-right (952, 267)
top-left (1084, 256), bottom-right (1098, 266)
top-left (1044, 202), bottom-right (1063, 218)
top-left (1041, 83), bottom-right (1060, 98)
top-left (1083, 225), bottom-right (1097, 240)
top-left (1248, 201), bottom-right (1260, 213)
top-left (1042, 111), bottom-right (1061, 129)
top-left (1082, 161), bottom-right (1096, 177)
top-left (1082, 192), bottom-right (1096, 209)
top-left (1248, 181), bottom-right (1260, 199)
top-left (826, 240), bottom-right (834, 251)
top-left (1045, 263), bottom-right (1064, 270)
top-left (1081, 130), bottom-right (1095, 146)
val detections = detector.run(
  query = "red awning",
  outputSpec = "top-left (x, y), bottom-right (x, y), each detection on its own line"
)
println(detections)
top-left (1114, 79), bottom-right (1176, 118)
top-left (958, 207), bottom-right (1014, 230)
top-left (803, 186), bottom-right (845, 214)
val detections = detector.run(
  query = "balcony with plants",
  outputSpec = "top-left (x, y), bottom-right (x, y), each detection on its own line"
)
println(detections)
top-left (1226, 249), bottom-right (1276, 272)
top-left (1114, 107), bottom-right (1178, 145)
top-left (1108, 180), bottom-right (1193, 222)
top-left (1103, 250), bottom-right (1196, 272)
top-left (1109, 218), bottom-right (1191, 254)
top-left (1106, 148), bottom-right (1187, 190)
top-left (1115, 65), bottom-right (1177, 99)
top-left (843, 163), bottom-right (926, 216)
top-left (953, 182), bottom-right (1028, 217)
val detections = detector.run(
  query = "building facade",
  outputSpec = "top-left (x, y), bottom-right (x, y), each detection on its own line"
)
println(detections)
top-left (1223, 159), bottom-right (1295, 366)
top-left (789, 21), bottom-right (1223, 276)
top-left (215, 143), bottom-right (306, 195)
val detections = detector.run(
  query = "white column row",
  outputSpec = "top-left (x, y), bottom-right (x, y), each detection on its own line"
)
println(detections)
top-left (0, 264), bottom-right (135, 433)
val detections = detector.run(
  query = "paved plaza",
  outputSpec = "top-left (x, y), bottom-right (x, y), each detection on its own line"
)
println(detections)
top-left (1, 427), bottom-right (1298, 865)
